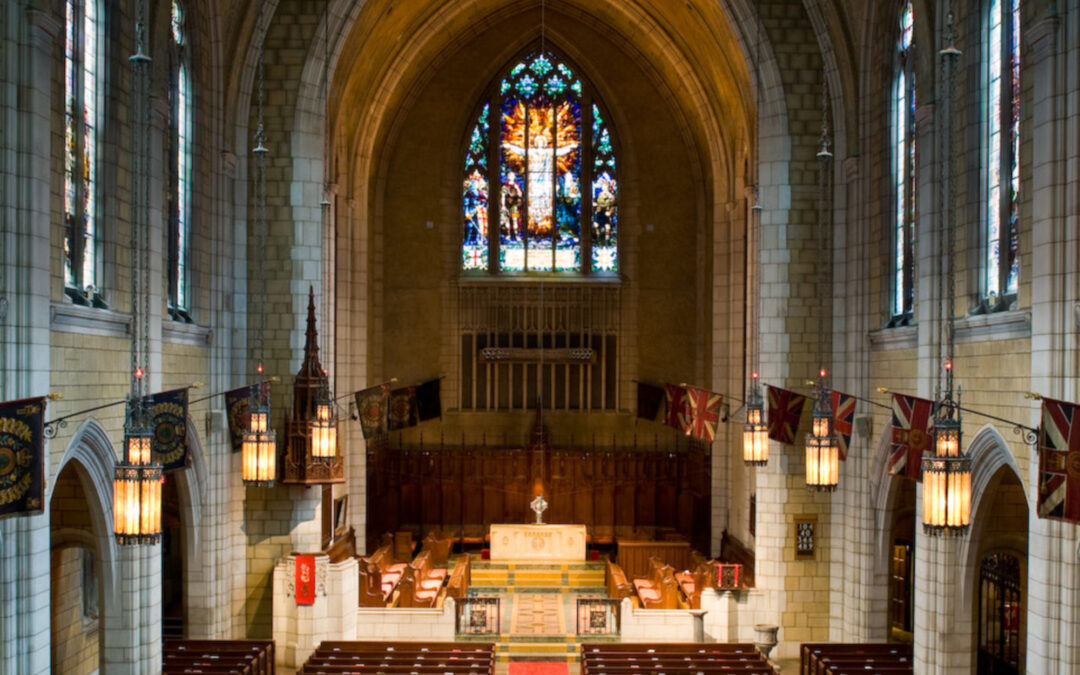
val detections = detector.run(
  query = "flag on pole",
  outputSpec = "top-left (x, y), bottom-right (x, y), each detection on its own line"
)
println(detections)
top-left (354, 383), bottom-right (390, 439)
top-left (225, 384), bottom-right (258, 453)
top-left (1037, 397), bottom-right (1080, 524)
top-left (830, 390), bottom-right (857, 460)
top-left (684, 386), bottom-right (723, 441)
top-left (415, 379), bottom-right (442, 422)
top-left (888, 393), bottom-right (935, 482)
top-left (0, 397), bottom-right (46, 518)
top-left (766, 386), bottom-right (807, 445)
top-left (388, 386), bottom-right (418, 431)
top-left (636, 382), bottom-right (665, 422)
top-left (664, 384), bottom-right (690, 431)
top-left (147, 388), bottom-right (189, 472)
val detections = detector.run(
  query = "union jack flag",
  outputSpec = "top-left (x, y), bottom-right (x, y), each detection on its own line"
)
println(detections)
top-left (889, 394), bottom-right (935, 482)
top-left (767, 386), bottom-right (807, 445)
top-left (685, 386), bottom-right (723, 442)
top-left (665, 384), bottom-right (691, 431)
top-left (1038, 398), bottom-right (1080, 524)
top-left (830, 390), bottom-right (857, 460)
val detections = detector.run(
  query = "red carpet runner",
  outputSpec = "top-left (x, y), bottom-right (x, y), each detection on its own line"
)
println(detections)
top-left (508, 662), bottom-right (571, 675)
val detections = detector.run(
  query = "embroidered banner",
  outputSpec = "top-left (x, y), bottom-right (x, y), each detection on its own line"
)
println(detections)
top-left (225, 384), bottom-right (258, 453)
top-left (1038, 397), bottom-right (1080, 524)
top-left (0, 397), bottom-right (46, 518)
top-left (354, 383), bottom-right (390, 439)
top-left (830, 390), bottom-right (857, 461)
top-left (387, 386), bottom-right (418, 431)
top-left (295, 555), bottom-right (317, 605)
top-left (147, 388), bottom-right (189, 472)
top-left (888, 393), bottom-right (935, 482)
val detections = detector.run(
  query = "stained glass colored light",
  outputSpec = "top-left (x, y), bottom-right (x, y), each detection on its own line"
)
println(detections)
top-left (463, 103), bottom-right (490, 270)
top-left (170, 0), bottom-right (192, 311)
top-left (64, 0), bottom-right (99, 294)
top-left (592, 104), bottom-right (618, 272)
top-left (987, 0), bottom-right (1020, 301)
top-left (892, 2), bottom-right (915, 318)
top-left (463, 50), bottom-right (616, 275)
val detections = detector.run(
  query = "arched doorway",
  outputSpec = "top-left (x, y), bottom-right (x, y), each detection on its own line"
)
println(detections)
top-left (970, 463), bottom-right (1028, 674)
top-left (888, 479), bottom-right (916, 642)
top-left (49, 461), bottom-right (105, 674)
top-left (161, 472), bottom-right (185, 639)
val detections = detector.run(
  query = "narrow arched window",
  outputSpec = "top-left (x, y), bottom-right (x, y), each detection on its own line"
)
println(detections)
top-left (168, 0), bottom-right (193, 319)
top-left (891, 2), bottom-right (915, 322)
top-left (462, 49), bottom-right (618, 275)
top-left (64, 0), bottom-right (100, 304)
top-left (985, 0), bottom-right (1020, 306)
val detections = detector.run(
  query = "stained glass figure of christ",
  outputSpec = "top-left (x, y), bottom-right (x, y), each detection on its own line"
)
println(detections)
top-left (462, 51), bottom-right (618, 274)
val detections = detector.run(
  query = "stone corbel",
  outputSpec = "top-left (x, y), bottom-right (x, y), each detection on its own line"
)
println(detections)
top-left (1026, 15), bottom-right (1059, 62)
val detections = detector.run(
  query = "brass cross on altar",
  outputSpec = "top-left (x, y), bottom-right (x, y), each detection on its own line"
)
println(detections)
top-left (530, 494), bottom-right (548, 524)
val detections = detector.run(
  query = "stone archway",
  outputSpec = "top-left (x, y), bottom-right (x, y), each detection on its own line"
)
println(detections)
top-left (48, 418), bottom-right (118, 673)
top-left (962, 425), bottom-right (1030, 675)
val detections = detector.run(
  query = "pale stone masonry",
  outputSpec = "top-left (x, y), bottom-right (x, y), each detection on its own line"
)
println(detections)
top-left (1, 1), bottom-right (1079, 673)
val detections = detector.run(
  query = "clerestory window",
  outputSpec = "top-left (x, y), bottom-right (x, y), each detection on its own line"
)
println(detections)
top-left (168, 0), bottom-right (193, 320)
top-left (891, 2), bottom-right (916, 323)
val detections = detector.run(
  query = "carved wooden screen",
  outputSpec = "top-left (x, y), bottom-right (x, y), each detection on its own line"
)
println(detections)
top-left (458, 284), bottom-right (620, 411)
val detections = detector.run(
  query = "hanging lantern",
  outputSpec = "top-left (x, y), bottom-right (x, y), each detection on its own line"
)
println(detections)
top-left (113, 416), bottom-right (162, 545)
top-left (923, 391), bottom-right (971, 535)
top-left (310, 393), bottom-right (338, 461)
top-left (242, 387), bottom-right (277, 486)
top-left (805, 382), bottom-right (839, 491)
top-left (743, 374), bottom-right (768, 466)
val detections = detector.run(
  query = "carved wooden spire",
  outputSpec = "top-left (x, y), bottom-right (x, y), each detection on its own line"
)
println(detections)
top-left (281, 286), bottom-right (343, 485)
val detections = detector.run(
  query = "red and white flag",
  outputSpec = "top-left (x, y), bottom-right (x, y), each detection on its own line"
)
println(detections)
top-left (889, 394), bottom-right (935, 482)
top-left (830, 390), bottom-right (857, 460)
top-left (1038, 398), bottom-right (1080, 524)
top-left (684, 386), bottom-right (723, 442)
top-left (665, 384), bottom-right (691, 431)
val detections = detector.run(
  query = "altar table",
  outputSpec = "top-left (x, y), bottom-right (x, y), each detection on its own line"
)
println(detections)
top-left (488, 524), bottom-right (587, 562)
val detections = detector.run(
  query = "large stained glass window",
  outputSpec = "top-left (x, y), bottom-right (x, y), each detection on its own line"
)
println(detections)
top-left (986, 0), bottom-right (1020, 304)
top-left (462, 50), bottom-right (618, 275)
top-left (64, 0), bottom-right (99, 301)
top-left (891, 2), bottom-right (915, 321)
top-left (169, 0), bottom-right (193, 316)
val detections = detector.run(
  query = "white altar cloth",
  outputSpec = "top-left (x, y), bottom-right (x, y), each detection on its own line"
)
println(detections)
top-left (488, 523), bottom-right (587, 562)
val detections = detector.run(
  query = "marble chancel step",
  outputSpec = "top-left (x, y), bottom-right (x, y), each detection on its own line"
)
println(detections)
top-left (470, 561), bottom-right (605, 590)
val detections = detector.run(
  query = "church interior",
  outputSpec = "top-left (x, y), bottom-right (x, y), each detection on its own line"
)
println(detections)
top-left (1, 0), bottom-right (1079, 673)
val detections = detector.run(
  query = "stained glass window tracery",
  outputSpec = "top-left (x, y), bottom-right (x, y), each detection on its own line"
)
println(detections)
top-left (64, 0), bottom-right (99, 300)
top-left (169, 0), bottom-right (193, 315)
top-left (986, 0), bottom-right (1020, 304)
top-left (891, 2), bottom-right (916, 320)
top-left (463, 50), bottom-right (617, 275)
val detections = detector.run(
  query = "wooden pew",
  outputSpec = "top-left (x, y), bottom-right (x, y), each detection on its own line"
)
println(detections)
top-left (300, 641), bottom-right (495, 675)
top-left (393, 531), bottom-right (416, 563)
top-left (163, 639), bottom-right (274, 675)
top-left (674, 560), bottom-right (715, 609)
top-left (631, 557), bottom-right (679, 609)
top-left (443, 555), bottom-right (471, 601)
top-left (421, 531), bottom-right (453, 567)
top-left (395, 550), bottom-right (447, 608)
top-left (581, 642), bottom-right (772, 675)
top-left (616, 539), bottom-right (692, 580)
top-left (325, 527), bottom-right (356, 563)
top-left (356, 558), bottom-right (389, 606)
top-left (800, 643), bottom-right (913, 675)
top-left (605, 558), bottom-right (634, 600)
